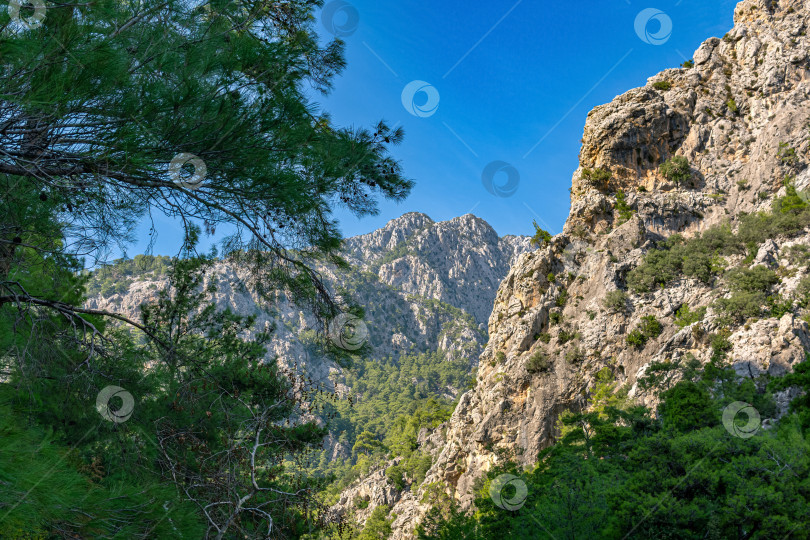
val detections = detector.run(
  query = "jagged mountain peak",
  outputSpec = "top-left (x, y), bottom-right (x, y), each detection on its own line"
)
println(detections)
top-left (341, 213), bottom-right (532, 324)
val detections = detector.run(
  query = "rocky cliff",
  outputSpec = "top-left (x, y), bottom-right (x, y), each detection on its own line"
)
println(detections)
top-left (348, 1), bottom-right (810, 536)
top-left (85, 212), bottom-right (530, 459)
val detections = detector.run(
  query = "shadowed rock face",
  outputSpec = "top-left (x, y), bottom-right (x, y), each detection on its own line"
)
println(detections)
top-left (333, 1), bottom-right (810, 536)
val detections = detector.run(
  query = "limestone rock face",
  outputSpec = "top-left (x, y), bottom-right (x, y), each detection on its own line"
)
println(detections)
top-left (85, 212), bottom-right (530, 459)
top-left (568, 0), bottom-right (810, 237)
top-left (353, 1), bottom-right (810, 537)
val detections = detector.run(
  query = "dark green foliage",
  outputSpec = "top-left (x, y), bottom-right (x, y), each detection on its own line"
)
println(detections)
top-left (603, 290), bottom-right (628, 312)
top-left (778, 142), bottom-right (799, 166)
top-left (614, 190), bottom-right (634, 224)
top-left (674, 304), bottom-right (707, 328)
top-left (652, 81), bottom-right (672, 90)
top-left (0, 2), bottom-right (418, 534)
top-left (658, 381), bottom-right (717, 431)
top-left (715, 291), bottom-right (767, 321)
top-left (787, 244), bottom-right (810, 266)
top-left (659, 156), bottom-right (692, 185)
top-left (625, 329), bottom-right (646, 347)
top-left (526, 351), bottom-right (552, 374)
top-left (558, 327), bottom-right (577, 345)
top-left (386, 465), bottom-right (406, 490)
top-left (565, 346), bottom-right (585, 364)
top-left (0, 0), bottom-right (412, 321)
top-left (627, 226), bottom-right (740, 292)
top-left (626, 315), bottom-right (662, 348)
top-left (638, 315), bottom-right (663, 338)
top-left (725, 265), bottom-right (779, 293)
top-left (530, 220), bottom-right (552, 247)
top-left (419, 363), bottom-right (807, 540)
top-left (581, 168), bottom-right (612, 191)
top-left (85, 255), bottom-right (173, 296)
top-left (555, 289), bottom-right (568, 307)
top-left (358, 505), bottom-right (393, 540)
top-left (549, 312), bottom-right (562, 325)
top-left (715, 265), bottom-right (780, 322)
top-left (631, 186), bottom-right (810, 293)
top-left (709, 329), bottom-right (734, 362)
top-left (769, 354), bottom-right (810, 431)
top-left (798, 276), bottom-right (810, 306)
top-left (314, 355), bottom-right (470, 503)
top-left (681, 59), bottom-right (695, 68)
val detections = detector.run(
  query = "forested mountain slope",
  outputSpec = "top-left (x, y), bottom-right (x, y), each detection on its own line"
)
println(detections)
top-left (84, 213), bottom-right (530, 492)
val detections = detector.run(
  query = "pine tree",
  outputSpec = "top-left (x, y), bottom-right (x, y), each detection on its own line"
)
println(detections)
top-left (0, 0), bottom-right (412, 318)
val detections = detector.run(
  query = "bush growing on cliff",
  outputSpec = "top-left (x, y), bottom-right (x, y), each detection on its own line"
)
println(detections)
top-left (714, 266), bottom-right (780, 322)
top-left (581, 167), bottom-right (612, 190)
top-left (627, 226), bottom-right (742, 292)
top-left (674, 304), bottom-right (707, 328)
top-left (526, 351), bottom-right (552, 374)
top-left (626, 315), bottom-right (663, 348)
top-left (530, 220), bottom-right (553, 247)
top-left (603, 290), bottom-right (628, 312)
top-left (615, 190), bottom-right (634, 224)
top-left (659, 156), bottom-right (692, 185)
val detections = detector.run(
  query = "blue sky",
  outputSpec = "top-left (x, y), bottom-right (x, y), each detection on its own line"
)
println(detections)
top-left (127, 0), bottom-right (738, 259)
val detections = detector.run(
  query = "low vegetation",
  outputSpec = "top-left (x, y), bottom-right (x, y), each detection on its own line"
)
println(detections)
top-left (526, 351), bottom-right (552, 374)
top-left (418, 358), bottom-right (810, 538)
top-left (626, 315), bottom-right (663, 348)
top-left (659, 156), bottom-right (692, 185)
top-left (603, 290), bottom-right (628, 312)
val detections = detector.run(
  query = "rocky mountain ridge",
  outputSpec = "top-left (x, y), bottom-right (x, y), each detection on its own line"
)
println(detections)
top-left (85, 212), bottom-right (531, 460)
top-left (337, 1), bottom-right (810, 536)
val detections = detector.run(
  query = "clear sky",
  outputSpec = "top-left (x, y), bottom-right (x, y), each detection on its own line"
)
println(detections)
top-left (126, 0), bottom-right (738, 259)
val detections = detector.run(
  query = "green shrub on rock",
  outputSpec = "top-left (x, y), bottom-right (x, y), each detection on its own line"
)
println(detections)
top-left (659, 156), bottom-right (692, 185)
top-left (526, 351), bottom-right (552, 374)
top-left (603, 290), bottom-right (628, 312)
